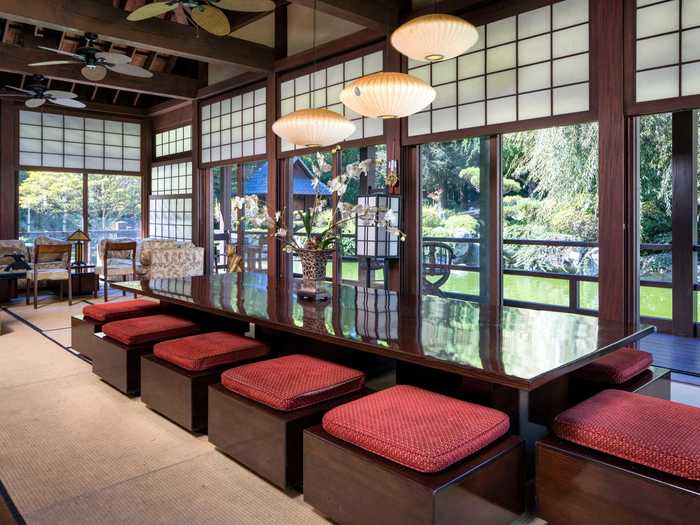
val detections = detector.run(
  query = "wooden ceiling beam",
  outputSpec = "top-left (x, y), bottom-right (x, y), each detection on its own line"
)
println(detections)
top-left (0, 0), bottom-right (275, 70)
top-left (0, 43), bottom-right (199, 98)
top-left (288, 0), bottom-right (400, 32)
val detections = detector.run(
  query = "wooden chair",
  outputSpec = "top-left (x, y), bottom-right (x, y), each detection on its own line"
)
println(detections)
top-left (422, 241), bottom-right (455, 296)
top-left (26, 243), bottom-right (72, 309)
top-left (97, 240), bottom-right (137, 302)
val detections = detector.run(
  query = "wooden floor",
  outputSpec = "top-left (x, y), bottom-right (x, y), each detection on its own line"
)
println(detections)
top-left (641, 332), bottom-right (700, 376)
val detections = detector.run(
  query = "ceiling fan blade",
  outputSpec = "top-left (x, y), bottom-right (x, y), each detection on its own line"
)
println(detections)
top-left (106, 63), bottom-right (154, 78)
top-left (127, 2), bottom-right (177, 21)
top-left (81, 65), bottom-right (107, 81)
top-left (25, 98), bottom-right (46, 108)
top-left (191, 5), bottom-right (231, 36)
top-left (44, 89), bottom-right (78, 99)
top-left (37, 46), bottom-right (84, 60)
top-left (50, 98), bottom-right (86, 109)
top-left (96, 52), bottom-right (131, 65)
top-left (209, 0), bottom-right (274, 12)
top-left (28, 60), bottom-right (78, 67)
top-left (3, 85), bottom-right (35, 95)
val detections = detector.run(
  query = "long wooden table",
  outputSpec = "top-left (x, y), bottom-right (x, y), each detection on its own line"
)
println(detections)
top-left (113, 272), bottom-right (656, 462)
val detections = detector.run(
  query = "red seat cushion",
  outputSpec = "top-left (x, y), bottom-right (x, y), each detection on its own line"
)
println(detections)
top-left (221, 354), bottom-right (365, 411)
top-left (575, 347), bottom-right (653, 384)
top-left (154, 331), bottom-right (270, 371)
top-left (553, 390), bottom-right (700, 480)
top-left (322, 385), bottom-right (510, 473)
top-left (102, 314), bottom-right (200, 346)
top-left (83, 299), bottom-right (161, 322)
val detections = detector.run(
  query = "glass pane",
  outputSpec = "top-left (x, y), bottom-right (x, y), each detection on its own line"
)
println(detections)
top-left (338, 145), bottom-right (387, 284)
top-left (87, 174), bottom-right (141, 265)
top-left (420, 138), bottom-right (484, 298)
top-left (18, 171), bottom-right (83, 245)
top-left (502, 123), bottom-right (599, 307)
top-left (242, 160), bottom-right (268, 273)
top-left (638, 113), bottom-right (673, 319)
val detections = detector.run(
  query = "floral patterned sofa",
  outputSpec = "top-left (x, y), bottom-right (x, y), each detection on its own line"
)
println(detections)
top-left (98, 238), bottom-right (204, 280)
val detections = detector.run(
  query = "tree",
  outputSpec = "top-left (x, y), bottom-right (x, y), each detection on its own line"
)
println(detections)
top-left (18, 171), bottom-right (83, 236)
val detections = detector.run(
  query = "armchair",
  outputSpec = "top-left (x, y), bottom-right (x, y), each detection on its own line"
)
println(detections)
top-left (97, 239), bottom-right (138, 301)
top-left (136, 239), bottom-right (204, 279)
top-left (26, 242), bottom-right (73, 309)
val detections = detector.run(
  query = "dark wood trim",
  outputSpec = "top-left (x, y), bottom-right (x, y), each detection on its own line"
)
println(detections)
top-left (0, 0), bottom-right (275, 71)
top-left (401, 110), bottom-right (597, 147)
top-left (671, 110), bottom-right (698, 336)
top-left (141, 116), bottom-right (153, 239)
top-left (594, 0), bottom-right (628, 323)
top-left (196, 73), bottom-right (267, 101)
top-left (0, 99), bottom-right (18, 238)
top-left (288, 0), bottom-right (399, 32)
top-left (151, 105), bottom-right (193, 134)
top-left (400, 145), bottom-right (420, 297)
top-left (0, 43), bottom-right (198, 100)
top-left (626, 116), bottom-right (640, 326)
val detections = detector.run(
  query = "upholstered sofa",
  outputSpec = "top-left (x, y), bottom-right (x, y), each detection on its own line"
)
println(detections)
top-left (98, 238), bottom-right (204, 280)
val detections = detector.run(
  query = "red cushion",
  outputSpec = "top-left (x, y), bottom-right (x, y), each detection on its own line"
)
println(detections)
top-left (575, 347), bottom-right (653, 384)
top-left (102, 314), bottom-right (200, 346)
top-left (221, 354), bottom-right (365, 411)
top-left (322, 385), bottom-right (510, 473)
top-left (154, 332), bottom-right (270, 371)
top-left (553, 390), bottom-right (700, 480)
top-left (83, 299), bottom-right (161, 322)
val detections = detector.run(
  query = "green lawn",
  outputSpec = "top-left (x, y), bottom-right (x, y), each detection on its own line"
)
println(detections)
top-left (297, 261), bottom-right (683, 320)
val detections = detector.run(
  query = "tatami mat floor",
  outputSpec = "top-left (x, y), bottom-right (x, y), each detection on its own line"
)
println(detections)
top-left (2, 293), bottom-right (697, 524)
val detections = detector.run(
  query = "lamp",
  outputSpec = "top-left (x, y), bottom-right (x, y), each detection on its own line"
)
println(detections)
top-left (271, 0), bottom-right (355, 148)
top-left (390, 14), bottom-right (479, 63)
top-left (67, 229), bottom-right (90, 266)
top-left (355, 194), bottom-right (402, 259)
top-left (339, 72), bottom-right (436, 119)
top-left (272, 108), bottom-right (356, 148)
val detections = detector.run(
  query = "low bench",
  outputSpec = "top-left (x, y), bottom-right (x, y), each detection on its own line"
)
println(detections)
top-left (304, 385), bottom-right (525, 525)
top-left (92, 314), bottom-right (199, 396)
top-left (141, 331), bottom-right (270, 432)
top-left (208, 354), bottom-right (366, 491)
top-left (71, 300), bottom-right (161, 360)
top-left (537, 390), bottom-right (700, 525)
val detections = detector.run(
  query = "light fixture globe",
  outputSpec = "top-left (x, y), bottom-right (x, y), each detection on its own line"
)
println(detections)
top-left (390, 14), bottom-right (479, 62)
top-left (340, 72), bottom-right (436, 119)
top-left (272, 108), bottom-right (356, 148)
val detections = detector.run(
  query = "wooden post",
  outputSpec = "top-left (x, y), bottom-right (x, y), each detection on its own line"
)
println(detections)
top-left (0, 100), bottom-right (18, 238)
top-left (672, 110), bottom-right (698, 336)
top-left (478, 135), bottom-right (502, 314)
top-left (594, 0), bottom-right (631, 323)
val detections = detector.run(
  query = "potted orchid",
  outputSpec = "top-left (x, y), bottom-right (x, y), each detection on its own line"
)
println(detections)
top-left (232, 149), bottom-right (405, 287)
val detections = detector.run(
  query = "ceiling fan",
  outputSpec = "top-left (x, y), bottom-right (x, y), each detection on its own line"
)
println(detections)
top-left (127, 0), bottom-right (275, 36)
top-left (0, 75), bottom-right (86, 109)
top-left (28, 32), bottom-right (154, 82)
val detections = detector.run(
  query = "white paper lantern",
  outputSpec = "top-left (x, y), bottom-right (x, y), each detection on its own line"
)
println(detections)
top-left (340, 72), bottom-right (436, 119)
top-left (271, 108), bottom-right (356, 147)
top-left (391, 14), bottom-right (479, 62)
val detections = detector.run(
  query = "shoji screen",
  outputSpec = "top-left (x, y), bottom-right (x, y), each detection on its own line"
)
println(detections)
top-left (200, 87), bottom-right (266, 164)
top-left (155, 125), bottom-right (192, 158)
top-left (407, 0), bottom-right (590, 136)
top-left (18, 110), bottom-right (141, 172)
top-left (148, 161), bottom-right (193, 242)
top-left (635, 0), bottom-right (700, 102)
top-left (278, 49), bottom-right (384, 151)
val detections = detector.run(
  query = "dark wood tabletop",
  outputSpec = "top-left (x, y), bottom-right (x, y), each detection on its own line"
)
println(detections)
top-left (113, 272), bottom-right (655, 391)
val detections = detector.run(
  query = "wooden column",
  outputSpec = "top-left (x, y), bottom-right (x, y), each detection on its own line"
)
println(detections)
top-left (385, 40), bottom-right (402, 292)
top-left (0, 100), bottom-right (18, 238)
top-left (594, 0), bottom-right (631, 323)
top-left (478, 135), bottom-right (502, 313)
top-left (140, 116), bottom-right (153, 238)
top-left (400, 145), bottom-right (420, 298)
top-left (266, 73), bottom-right (280, 282)
top-left (671, 110), bottom-right (698, 336)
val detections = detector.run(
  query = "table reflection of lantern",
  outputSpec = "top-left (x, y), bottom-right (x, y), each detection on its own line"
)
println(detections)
top-left (355, 287), bottom-right (399, 340)
top-left (67, 229), bottom-right (90, 266)
top-left (355, 194), bottom-right (401, 287)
